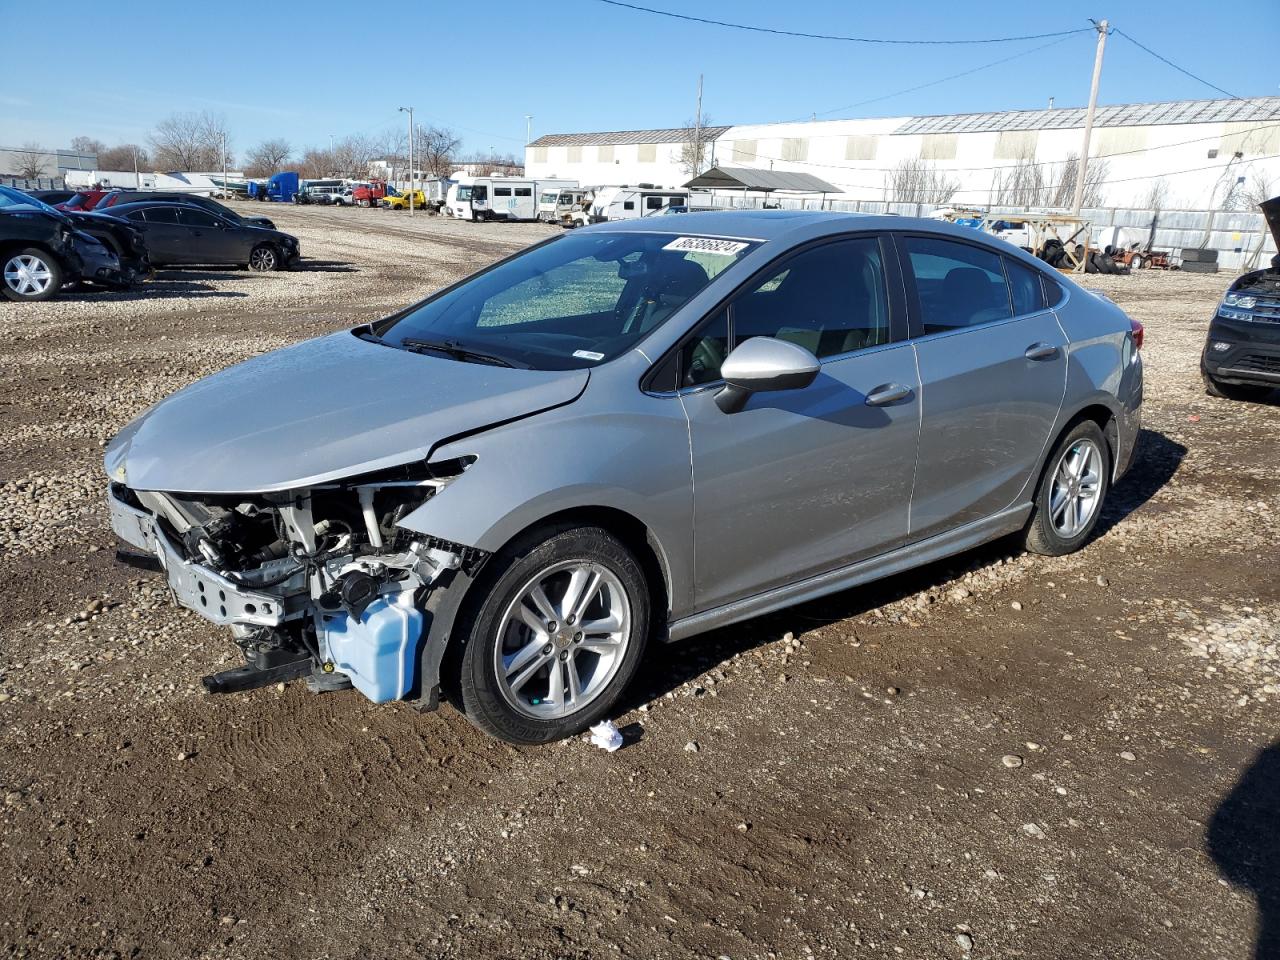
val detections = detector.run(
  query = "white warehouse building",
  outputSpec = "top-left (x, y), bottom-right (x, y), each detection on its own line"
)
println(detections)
top-left (526, 97), bottom-right (1280, 212)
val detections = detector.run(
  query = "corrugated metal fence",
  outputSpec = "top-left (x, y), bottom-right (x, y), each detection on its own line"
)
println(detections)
top-left (706, 194), bottom-right (1277, 271)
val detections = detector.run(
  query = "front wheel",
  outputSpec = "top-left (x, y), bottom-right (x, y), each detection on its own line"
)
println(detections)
top-left (2, 248), bottom-right (63, 302)
top-left (247, 244), bottom-right (279, 272)
top-left (457, 526), bottom-right (650, 744)
top-left (1203, 371), bottom-right (1273, 403)
top-left (1024, 420), bottom-right (1110, 556)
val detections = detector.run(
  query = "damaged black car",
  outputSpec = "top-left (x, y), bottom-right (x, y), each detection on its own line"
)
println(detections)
top-left (1201, 196), bottom-right (1280, 401)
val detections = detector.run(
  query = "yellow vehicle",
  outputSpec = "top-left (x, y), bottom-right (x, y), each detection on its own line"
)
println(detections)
top-left (382, 189), bottom-right (428, 211)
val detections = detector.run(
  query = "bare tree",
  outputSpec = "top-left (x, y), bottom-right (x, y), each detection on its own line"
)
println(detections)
top-left (12, 142), bottom-right (47, 180)
top-left (887, 159), bottom-right (960, 206)
top-left (244, 138), bottom-right (292, 178)
top-left (98, 143), bottom-right (150, 171)
top-left (678, 112), bottom-right (715, 178)
top-left (298, 146), bottom-right (335, 179)
top-left (1238, 168), bottom-right (1275, 211)
top-left (990, 153), bottom-right (1047, 208)
top-left (69, 136), bottom-right (106, 156)
top-left (1139, 179), bottom-right (1170, 212)
top-left (327, 134), bottom-right (381, 179)
top-left (1048, 153), bottom-right (1109, 209)
top-left (149, 111), bottom-right (232, 171)
top-left (416, 125), bottom-right (460, 178)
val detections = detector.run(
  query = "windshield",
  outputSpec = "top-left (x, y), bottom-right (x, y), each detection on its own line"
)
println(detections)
top-left (371, 232), bottom-right (756, 370)
top-left (457, 186), bottom-right (473, 201)
top-left (540, 192), bottom-right (557, 204)
top-left (0, 186), bottom-right (59, 214)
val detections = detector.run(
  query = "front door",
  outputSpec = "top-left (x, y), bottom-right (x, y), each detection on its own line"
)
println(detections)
top-left (897, 234), bottom-right (1068, 538)
top-left (681, 235), bottom-right (921, 612)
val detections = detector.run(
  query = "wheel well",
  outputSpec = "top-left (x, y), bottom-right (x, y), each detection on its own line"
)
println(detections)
top-left (1063, 403), bottom-right (1119, 465)
top-left (503, 507), bottom-right (673, 630)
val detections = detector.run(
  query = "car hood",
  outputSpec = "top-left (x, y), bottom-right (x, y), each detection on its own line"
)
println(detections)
top-left (105, 331), bottom-right (589, 494)
top-left (1261, 196), bottom-right (1280, 251)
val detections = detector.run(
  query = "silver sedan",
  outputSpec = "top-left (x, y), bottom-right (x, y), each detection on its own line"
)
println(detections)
top-left (105, 211), bottom-right (1143, 743)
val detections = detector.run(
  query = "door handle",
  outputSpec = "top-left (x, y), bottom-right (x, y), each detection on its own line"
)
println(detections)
top-left (1025, 342), bottom-right (1059, 361)
top-left (865, 382), bottom-right (912, 406)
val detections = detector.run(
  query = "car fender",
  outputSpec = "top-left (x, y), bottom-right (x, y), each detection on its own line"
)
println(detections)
top-left (398, 400), bottom-right (695, 617)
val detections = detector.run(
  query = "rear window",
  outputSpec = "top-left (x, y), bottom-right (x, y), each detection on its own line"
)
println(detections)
top-left (1005, 258), bottom-right (1047, 315)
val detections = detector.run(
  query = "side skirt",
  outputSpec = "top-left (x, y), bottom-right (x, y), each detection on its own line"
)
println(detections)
top-left (666, 503), bottom-right (1032, 643)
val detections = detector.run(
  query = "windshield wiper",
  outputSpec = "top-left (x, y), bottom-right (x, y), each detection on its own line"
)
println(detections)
top-left (399, 337), bottom-right (519, 368)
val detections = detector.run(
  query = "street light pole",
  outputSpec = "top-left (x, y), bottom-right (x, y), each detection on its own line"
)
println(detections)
top-left (400, 106), bottom-right (415, 216)
top-left (525, 114), bottom-right (533, 145)
top-left (221, 130), bottom-right (228, 201)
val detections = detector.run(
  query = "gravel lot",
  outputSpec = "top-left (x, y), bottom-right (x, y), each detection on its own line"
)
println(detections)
top-left (1, 205), bottom-right (1277, 959)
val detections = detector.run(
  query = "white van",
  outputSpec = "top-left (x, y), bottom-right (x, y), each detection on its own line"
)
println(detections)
top-left (586, 186), bottom-right (689, 224)
top-left (449, 177), bottom-right (578, 222)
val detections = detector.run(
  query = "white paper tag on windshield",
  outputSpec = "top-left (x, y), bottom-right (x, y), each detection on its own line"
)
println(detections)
top-left (573, 349), bottom-right (605, 361)
top-left (663, 236), bottom-right (749, 256)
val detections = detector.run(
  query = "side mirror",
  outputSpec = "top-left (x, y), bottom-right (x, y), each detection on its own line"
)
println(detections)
top-left (715, 336), bottom-right (820, 414)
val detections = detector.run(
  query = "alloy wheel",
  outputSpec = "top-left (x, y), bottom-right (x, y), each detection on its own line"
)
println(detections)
top-left (249, 247), bottom-right (276, 271)
top-left (1049, 438), bottom-right (1103, 538)
top-left (494, 560), bottom-right (631, 720)
top-left (3, 254), bottom-right (53, 296)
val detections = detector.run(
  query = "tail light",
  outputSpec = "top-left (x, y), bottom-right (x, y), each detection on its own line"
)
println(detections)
top-left (1129, 317), bottom-right (1144, 350)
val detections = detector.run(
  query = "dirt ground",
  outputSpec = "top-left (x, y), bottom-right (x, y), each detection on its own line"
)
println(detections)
top-left (1, 205), bottom-right (1278, 960)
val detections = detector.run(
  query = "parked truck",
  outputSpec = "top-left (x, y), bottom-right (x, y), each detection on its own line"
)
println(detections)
top-left (579, 185), bottom-right (689, 225)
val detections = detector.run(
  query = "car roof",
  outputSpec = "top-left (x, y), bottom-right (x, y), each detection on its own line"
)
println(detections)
top-left (108, 200), bottom-right (218, 212)
top-left (584, 208), bottom-right (1057, 269)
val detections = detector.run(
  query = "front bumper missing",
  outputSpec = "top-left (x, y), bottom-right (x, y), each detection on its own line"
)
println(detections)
top-left (109, 490), bottom-right (293, 628)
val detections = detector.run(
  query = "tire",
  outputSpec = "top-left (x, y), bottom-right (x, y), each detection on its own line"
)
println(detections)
top-left (456, 525), bottom-right (650, 745)
top-left (1203, 371), bottom-right (1273, 402)
top-left (1024, 420), bottom-right (1111, 557)
top-left (1180, 247), bottom-right (1218, 263)
top-left (2, 248), bottom-right (64, 302)
top-left (247, 244), bottom-right (279, 272)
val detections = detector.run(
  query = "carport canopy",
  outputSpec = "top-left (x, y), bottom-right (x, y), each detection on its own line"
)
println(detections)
top-left (683, 166), bottom-right (839, 194)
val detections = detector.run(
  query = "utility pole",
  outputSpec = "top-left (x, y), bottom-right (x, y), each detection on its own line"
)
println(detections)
top-left (400, 106), bottom-right (415, 216)
top-left (1072, 19), bottom-right (1108, 217)
top-left (693, 74), bottom-right (704, 175)
top-left (221, 130), bottom-right (228, 201)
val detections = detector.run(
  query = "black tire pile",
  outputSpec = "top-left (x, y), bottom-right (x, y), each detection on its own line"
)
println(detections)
top-left (1180, 247), bottom-right (1219, 274)
top-left (1037, 239), bottom-right (1128, 275)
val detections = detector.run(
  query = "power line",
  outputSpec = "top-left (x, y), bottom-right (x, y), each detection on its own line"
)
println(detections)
top-left (787, 33), bottom-right (1083, 123)
top-left (1112, 28), bottom-right (1242, 100)
top-left (592, 0), bottom-right (1094, 45)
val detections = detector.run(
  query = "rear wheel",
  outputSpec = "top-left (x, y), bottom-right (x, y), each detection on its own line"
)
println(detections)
top-left (247, 244), bottom-right (279, 272)
top-left (1024, 420), bottom-right (1110, 556)
top-left (2, 248), bottom-right (63, 302)
top-left (456, 526), bottom-right (650, 744)
top-left (1203, 371), bottom-right (1273, 402)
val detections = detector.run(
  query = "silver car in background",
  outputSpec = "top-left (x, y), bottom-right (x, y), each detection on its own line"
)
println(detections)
top-left (105, 211), bottom-right (1143, 744)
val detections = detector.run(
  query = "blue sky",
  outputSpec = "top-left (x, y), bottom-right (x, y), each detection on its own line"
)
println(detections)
top-left (1, 0), bottom-right (1276, 161)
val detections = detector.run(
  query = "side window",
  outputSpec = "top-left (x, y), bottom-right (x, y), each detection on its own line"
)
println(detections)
top-left (1042, 275), bottom-right (1065, 307)
top-left (179, 208), bottom-right (220, 228)
top-left (623, 201), bottom-right (635, 210)
top-left (143, 207), bottom-right (179, 224)
top-left (1005, 258), bottom-right (1046, 315)
top-left (679, 309), bottom-right (729, 387)
top-left (494, 187), bottom-right (512, 197)
top-left (125, 210), bottom-right (146, 222)
top-left (514, 187), bottom-right (532, 197)
top-left (904, 236), bottom-right (1013, 334)
top-left (645, 196), bottom-right (664, 210)
top-left (733, 237), bottom-right (890, 359)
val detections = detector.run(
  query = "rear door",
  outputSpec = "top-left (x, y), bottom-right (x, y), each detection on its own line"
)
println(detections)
top-left (677, 234), bottom-right (921, 611)
top-left (897, 233), bottom-right (1067, 538)
top-left (138, 207), bottom-right (186, 263)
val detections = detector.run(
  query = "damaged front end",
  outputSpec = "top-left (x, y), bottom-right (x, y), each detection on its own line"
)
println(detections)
top-left (107, 457), bottom-right (486, 705)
